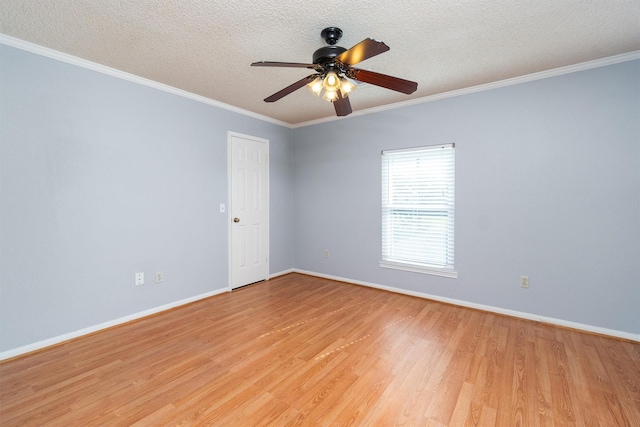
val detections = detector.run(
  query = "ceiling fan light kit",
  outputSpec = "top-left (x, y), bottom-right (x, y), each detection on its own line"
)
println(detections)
top-left (312, 70), bottom-right (354, 102)
top-left (251, 27), bottom-right (418, 117)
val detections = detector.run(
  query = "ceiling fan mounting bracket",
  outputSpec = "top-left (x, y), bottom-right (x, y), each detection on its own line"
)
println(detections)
top-left (321, 27), bottom-right (343, 45)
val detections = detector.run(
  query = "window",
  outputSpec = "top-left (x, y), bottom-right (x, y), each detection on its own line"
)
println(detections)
top-left (380, 144), bottom-right (456, 278)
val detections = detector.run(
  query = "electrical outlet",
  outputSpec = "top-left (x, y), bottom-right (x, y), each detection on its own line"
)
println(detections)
top-left (520, 276), bottom-right (529, 288)
top-left (324, 250), bottom-right (330, 258)
top-left (156, 272), bottom-right (163, 283)
top-left (135, 272), bottom-right (144, 286)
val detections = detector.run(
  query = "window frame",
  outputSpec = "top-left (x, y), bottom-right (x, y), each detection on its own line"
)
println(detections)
top-left (379, 143), bottom-right (457, 279)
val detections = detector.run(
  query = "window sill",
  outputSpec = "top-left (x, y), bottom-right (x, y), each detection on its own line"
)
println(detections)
top-left (379, 260), bottom-right (458, 279)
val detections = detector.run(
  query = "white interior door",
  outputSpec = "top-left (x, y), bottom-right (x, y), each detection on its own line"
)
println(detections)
top-left (228, 132), bottom-right (269, 289)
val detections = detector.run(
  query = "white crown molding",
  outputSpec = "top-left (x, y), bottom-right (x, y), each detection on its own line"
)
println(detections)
top-left (2, 34), bottom-right (639, 131)
top-left (292, 50), bottom-right (640, 128)
top-left (293, 269), bottom-right (640, 342)
top-left (0, 34), bottom-right (291, 128)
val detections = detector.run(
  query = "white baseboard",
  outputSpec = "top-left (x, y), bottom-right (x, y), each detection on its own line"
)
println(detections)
top-left (0, 287), bottom-right (229, 361)
top-left (269, 268), bottom-right (295, 279)
top-left (4, 269), bottom-right (636, 361)
top-left (293, 269), bottom-right (640, 343)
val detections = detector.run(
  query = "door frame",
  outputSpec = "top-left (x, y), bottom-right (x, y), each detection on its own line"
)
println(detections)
top-left (227, 131), bottom-right (270, 291)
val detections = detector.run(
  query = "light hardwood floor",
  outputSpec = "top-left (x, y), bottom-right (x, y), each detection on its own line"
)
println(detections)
top-left (1, 273), bottom-right (639, 426)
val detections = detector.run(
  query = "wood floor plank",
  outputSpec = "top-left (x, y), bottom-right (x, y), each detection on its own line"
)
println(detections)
top-left (423, 348), bottom-right (474, 425)
top-left (1, 273), bottom-right (639, 426)
top-left (447, 381), bottom-right (474, 425)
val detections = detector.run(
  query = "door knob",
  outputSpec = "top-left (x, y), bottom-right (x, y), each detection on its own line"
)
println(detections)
top-left (233, 217), bottom-right (240, 223)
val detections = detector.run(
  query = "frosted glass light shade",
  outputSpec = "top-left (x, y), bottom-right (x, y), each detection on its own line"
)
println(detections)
top-left (340, 78), bottom-right (355, 97)
top-left (323, 72), bottom-right (340, 91)
top-left (322, 89), bottom-right (338, 102)
top-left (307, 77), bottom-right (323, 96)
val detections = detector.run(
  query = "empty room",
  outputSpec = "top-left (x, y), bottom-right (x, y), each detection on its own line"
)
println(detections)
top-left (1, 1), bottom-right (639, 425)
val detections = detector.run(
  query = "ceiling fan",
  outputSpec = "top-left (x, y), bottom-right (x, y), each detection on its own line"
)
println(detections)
top-left (251, 27), bottom-right (418, 117)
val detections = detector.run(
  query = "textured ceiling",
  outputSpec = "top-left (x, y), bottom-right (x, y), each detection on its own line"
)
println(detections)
top-left (2, 1), bottom-right (639, 125)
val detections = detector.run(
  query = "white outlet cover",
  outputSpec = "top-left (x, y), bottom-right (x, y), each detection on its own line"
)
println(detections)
top-left (135, 272), bottom-right (144, 286)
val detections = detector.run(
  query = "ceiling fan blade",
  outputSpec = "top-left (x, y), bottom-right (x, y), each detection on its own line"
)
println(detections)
top-left (348, 68), bottom-right (418, 94)
top-left (251, 61), bottom-right (317, 69)
top-left (264, 75), bottom-right (316, 103)
top-left (333, 92), bottom-right (352, 117)
top-left (336, 38), bottom-right (390, 66)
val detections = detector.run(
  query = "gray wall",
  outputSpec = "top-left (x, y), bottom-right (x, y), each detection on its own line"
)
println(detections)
top-left (0, 44), bottom-right (294, 352)
top-left (292, 60), bottom-right (640, 335)
top-left (1, 43), bottom-right (638, 354)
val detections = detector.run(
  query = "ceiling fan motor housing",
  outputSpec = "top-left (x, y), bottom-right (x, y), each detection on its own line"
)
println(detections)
top-left (312, 45), bottom-right (347, 66)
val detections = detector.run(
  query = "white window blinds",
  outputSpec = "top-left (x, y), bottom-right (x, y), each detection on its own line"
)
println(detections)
top-left (381, 144), bottom-right (456, 277)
